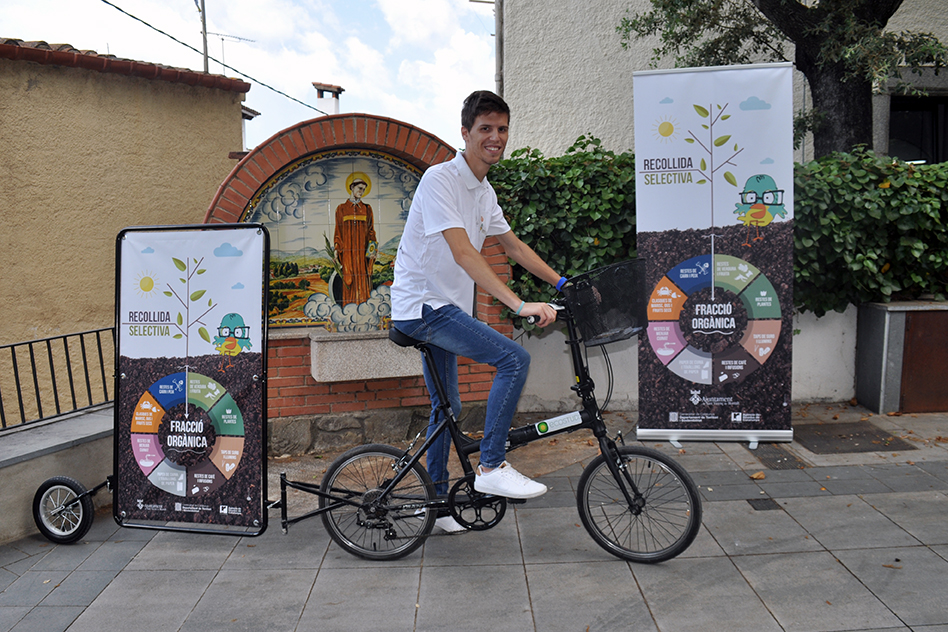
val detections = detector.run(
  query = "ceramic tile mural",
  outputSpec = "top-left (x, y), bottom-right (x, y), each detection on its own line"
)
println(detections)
top-left (244, 149), bottom-right (421, 332)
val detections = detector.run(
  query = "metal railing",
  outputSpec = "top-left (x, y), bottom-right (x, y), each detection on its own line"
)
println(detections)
top-left (0, 328), bottom-right (115, 431)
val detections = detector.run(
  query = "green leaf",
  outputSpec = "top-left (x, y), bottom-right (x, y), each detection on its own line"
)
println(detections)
top-left (684, 138), bottom-right (695, 144)
top-left (197, 269), bottom-right (206, 275)
top-left (172, 258), bottom-right (187, 271)
top-left (173, 334), bottom-right (183, 339)
top-left (177, 312), bottom-right (183, 326)
top-left (724, 171), bottom-right (737, 187)
top-left (714, 135), bottom-right (731, 147)
top-left (700, 158), bottom-right (707, 171)
top-left (693, 104), bottom-right (709, 118)
top-left (190, 289), bottom-right (206, 301)
top-left (199, 327), bottom-right (211, 343)
top-left (163, 291), bottom-right (173, 297)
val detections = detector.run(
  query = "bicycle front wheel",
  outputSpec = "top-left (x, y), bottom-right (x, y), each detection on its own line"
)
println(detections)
top-left (577, 446), bottom-right (701, 563)
top-left (320, 444), bottom-right (436, 561)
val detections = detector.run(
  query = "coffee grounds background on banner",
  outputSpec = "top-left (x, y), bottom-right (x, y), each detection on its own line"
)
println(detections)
top-left (115, 352), bottom-right (264, 528)
top-left (637, 220), bottom-right (793, 431)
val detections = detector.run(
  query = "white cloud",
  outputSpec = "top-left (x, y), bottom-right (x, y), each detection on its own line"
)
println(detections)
top-left (376, 0), bottom-right (460, 50)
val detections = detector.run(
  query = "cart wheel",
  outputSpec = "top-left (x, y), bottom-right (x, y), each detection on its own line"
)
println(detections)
top-left (33, 476), bottom-right (94, 544)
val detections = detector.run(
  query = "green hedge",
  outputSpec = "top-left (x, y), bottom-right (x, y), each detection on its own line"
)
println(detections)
top-left (794, 146), bottom-right (948, 316)
top-left (492, 139), bottom-right (948, 320)
top-left (491, 136), bottom-right (638, 325)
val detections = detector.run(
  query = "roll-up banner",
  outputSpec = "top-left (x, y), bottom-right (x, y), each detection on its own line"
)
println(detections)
top-left (634, 63), bottom-right (793, 443)
top-left (114, 224), bottom-right (269, 535)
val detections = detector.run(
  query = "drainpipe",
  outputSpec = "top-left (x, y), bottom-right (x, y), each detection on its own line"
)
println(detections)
top-left (495, 0), bottom-right (504, 97)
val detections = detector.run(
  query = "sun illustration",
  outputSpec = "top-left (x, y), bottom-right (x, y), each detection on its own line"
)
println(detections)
top-left (652, 116), bottom-right (680, 143)
top-left (135, 270), bottom-right (159, 297)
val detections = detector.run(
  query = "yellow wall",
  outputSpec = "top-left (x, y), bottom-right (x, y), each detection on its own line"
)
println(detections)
top-left (0, 58), bottom-right (245, 345)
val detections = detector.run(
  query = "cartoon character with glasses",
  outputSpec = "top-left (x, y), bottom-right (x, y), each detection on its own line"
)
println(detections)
top-left (733, 174), bottom-right (787, 246)
top-left (213, 312), bottom-right (252, 370)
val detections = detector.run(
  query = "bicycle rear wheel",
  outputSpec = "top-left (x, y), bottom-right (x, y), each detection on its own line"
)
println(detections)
top-left (577, 446), bottom-right (701, 563)
top-left (320, 444), bottom-right (436, 560)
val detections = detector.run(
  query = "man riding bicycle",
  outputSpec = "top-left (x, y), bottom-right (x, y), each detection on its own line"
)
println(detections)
top-left (390, 91), bottom-right (567, 531)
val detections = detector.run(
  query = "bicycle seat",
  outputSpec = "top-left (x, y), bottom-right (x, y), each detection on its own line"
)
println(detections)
top-left (388, 327), bottom-right (423, 348)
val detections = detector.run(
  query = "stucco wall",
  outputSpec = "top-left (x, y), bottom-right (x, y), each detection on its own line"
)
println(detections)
top-left (0, 58), bottom-right (245, 345)
top-left (502, 0), bottom-right (647, 156)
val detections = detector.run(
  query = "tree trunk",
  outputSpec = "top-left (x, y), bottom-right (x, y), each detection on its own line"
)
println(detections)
top-left (795, 47), bottom-right (875, 158)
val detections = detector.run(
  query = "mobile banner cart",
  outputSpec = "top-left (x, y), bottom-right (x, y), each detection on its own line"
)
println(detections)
top-left (114, 224), bottom-right (269, 536)
top-left (634, 63), bottom-right (794, 444)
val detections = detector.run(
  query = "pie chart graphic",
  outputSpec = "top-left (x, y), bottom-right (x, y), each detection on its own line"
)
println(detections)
top-left (646, 254), bottom-right (781, 386)
top-left (128, 371), bottom-right (245, 498)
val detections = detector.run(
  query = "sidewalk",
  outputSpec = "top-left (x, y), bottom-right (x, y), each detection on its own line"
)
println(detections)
top-left (2, 403), bottom-right (947, 632)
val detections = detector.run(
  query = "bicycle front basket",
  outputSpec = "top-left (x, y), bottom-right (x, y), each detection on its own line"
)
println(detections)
top-left (562, 259), bottom-right (648, 347)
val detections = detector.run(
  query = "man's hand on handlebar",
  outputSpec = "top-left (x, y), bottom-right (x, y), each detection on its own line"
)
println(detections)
top-left (519, 302), bottom-right (557, 327)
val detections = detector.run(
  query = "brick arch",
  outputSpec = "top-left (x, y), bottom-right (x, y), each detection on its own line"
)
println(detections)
top-left (204, 113), bottom-right (457, 224)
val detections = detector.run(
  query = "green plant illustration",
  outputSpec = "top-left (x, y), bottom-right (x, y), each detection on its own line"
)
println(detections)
top-left (686, 103), bottom-right (742, 225)
top-left (163, 256), bottom-right (217, 356)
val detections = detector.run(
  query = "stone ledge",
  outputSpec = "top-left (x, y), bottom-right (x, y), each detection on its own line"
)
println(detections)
top-left (861, 300), bottom-right (948, 312)
top-left (309, 329), bottom-right (423, 382)
top-left (0, 404), bottom-right (113, 469)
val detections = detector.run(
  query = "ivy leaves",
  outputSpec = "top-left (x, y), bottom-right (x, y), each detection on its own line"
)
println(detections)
top-left (794, 147), bottom-right (948, 316)
top-left (491, 136), bottom-right (637, 327)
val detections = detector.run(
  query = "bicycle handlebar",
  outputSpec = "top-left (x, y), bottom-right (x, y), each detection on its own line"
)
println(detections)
top-left (525, 302), bottom-right (564, 326)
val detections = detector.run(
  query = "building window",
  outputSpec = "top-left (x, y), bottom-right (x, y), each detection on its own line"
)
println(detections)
top-left (888, 95), bottom-right (948, 164)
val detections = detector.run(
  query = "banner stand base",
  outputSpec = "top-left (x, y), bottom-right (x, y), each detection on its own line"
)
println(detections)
top-left (635, 428), bottom-right (793, 444)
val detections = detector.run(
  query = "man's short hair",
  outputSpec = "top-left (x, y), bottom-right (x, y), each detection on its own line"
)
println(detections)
top-left (461, 91), bottom-right (510, 131)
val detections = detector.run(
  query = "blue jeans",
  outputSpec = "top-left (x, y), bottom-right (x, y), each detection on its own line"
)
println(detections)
top-left (392, 304), bottom-right (531, 495)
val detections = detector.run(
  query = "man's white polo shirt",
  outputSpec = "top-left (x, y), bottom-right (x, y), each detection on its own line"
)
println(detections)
top-left (391, 151), bottom-right (511, 321)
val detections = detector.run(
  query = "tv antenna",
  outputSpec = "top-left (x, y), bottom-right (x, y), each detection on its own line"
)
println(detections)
top-left (206, 32), bottom-right (256, 74)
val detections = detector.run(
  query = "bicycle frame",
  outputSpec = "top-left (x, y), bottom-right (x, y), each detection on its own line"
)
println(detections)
top-left (277, 298), bottom-right (644, 533)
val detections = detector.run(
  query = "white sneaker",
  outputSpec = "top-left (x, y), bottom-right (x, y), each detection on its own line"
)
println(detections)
top-left (474, 461), bottom-right (547, 499)
top-left (414, 509), bottom-right (466, 534)
top-left (434, 515), bottom-right (466, 533)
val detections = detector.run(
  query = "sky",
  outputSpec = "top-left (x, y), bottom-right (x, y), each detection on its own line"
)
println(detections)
top-left (4, 0), bottom-right (497, 150)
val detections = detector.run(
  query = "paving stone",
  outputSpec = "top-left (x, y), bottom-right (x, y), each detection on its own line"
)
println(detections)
top-left (416, 564), bottom-right (532, 632)
top-left (517, 506), bottom-right (615, 564)
top-left (733, 551), bottom-right (902, 631)
top-left (0, 606), bottom-right (30, 632)
top-left (180, 569), bottom-right (317, 632)
top-left (301, 566), bottom-right (421, 632)
top-left (25, 542), bottom-right (97, 572)
top-left (74, 540), bottom-right (148, 571)
top-left (834, 546), bottom-right (948, 627)
top-left (528, 561), bottom-right (656, 631)
top-left (222, 516), bottom-right (329, 570)
top-left (779, 495), bottom-right (921, 550)
top-left (38, 571), bottom-right (117, 607)
top-left (64, 570), bottom-right (216, 632)
top-left (7, 605), bottom-right (83, 632)
top-left (632, 556), bottom-right (782, 632)
top-left (124, 530), bottom-right (237, 571)
top-left (701, 500), bottom-right (825, 555)
top-left (863, 491), bottom-right (948, 545)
